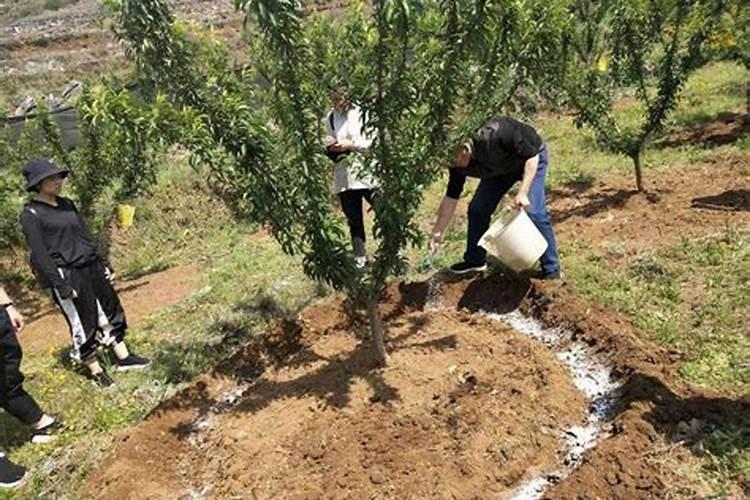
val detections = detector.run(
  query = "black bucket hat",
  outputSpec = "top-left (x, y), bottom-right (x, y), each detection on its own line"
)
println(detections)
top-left (22, 159), bottom-right (69, 191)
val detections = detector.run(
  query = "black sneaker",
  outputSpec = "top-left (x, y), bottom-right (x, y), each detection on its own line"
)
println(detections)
top-left (0, 454), bottom-right (26, 490)
top-left (92, 371), bottom-right (115, 388)
top-left (115, 355), bottom-right (150, 372)
top-left (448, 261), bottom-right (488, 275)
top-left (31, 420), bottom-right (62, 444)
top-left (541, 270), bottom-right (562, 281)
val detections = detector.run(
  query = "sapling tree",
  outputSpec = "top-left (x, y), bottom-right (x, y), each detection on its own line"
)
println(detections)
top-left (108, 0), bottom-right (570, 364)
top-left (563, 0), bottom-right (727, 192)
top-left (0, 82), bottom-right (178, 250)
top-left (71, 84), bottom-right (181, 218)
top-left (238, 0), bottom-right (555, 362)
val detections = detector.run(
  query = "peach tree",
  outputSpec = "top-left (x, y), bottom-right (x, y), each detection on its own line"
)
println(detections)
top-left (563, 0), bottom-right (728, 192)
top-left (107, 0), bottom-right (569, 364)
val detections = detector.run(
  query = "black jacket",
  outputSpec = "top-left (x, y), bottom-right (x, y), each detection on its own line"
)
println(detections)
top-left (20, 197), bottom-right (105, 297)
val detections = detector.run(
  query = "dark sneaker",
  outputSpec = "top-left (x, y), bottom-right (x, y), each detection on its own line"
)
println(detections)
top-left (0, 454), bottom-right (26, 490)
top-left (31, 420), bottom-right (62, 444)
top-left (92, 371), bottom-right (115, 388)
top-left (541, 270), bottom-right (562, 281)
top-left (115, 355), bottom-right (150, 372)
top-left (448, 261), bottom-right (488, 275)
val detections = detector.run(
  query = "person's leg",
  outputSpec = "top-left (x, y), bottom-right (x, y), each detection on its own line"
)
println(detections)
top-left (89, 262), bottom-right (148, 371)
top-left (89, 262), bottom-right (127, 345)
top-left (338, 189), bottom-right (367, 261)
top-left (0, 310), bottom-right (43, 426)
top-left (526, 144), bottom-right (561, 277)
top-left (53, 268), bottom-right (109, 384)
top-left (463, 175), bottom-right (518, 266)
top-left (0, 311), bottom-right (57, 442)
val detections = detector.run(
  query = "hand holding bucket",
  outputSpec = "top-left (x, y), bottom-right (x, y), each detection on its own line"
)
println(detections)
top-left (478, 207), bottom-right (548, 273)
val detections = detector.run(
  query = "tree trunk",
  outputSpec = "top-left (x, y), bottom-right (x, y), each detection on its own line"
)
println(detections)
top-left (632, 153), bottom-right (644, 192)
top-left (366, 296), bottom-right (389, 366)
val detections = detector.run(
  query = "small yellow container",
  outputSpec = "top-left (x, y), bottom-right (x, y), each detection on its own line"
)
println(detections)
top-left (116, 204), bottom-right (136, 227)
top-left (597, 55), bottom-right (609, 73)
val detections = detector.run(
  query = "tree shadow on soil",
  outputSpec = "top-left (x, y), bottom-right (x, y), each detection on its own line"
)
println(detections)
top-left (617, 373), bottom-right (750, 467)
top-left (691, 189), bottom-right (750, 212)
top-left (548, 188), bottom-right (642, 224)
top-left (160, 271), bottom-right (526, 442)
top-left (166, 313), bottom-right (457, 441)
top-left (227, 314), bottom-right (456, 413)
top-left (656, 112), bottom-right (749, 149)
top-left (388, 269), bottom-right (530, 315)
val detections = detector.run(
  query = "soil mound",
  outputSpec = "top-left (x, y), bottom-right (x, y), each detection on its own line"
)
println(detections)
top-left (83, 274), bottom-right (750, 499)
top-left (85, 292), bottom-right (587, 498)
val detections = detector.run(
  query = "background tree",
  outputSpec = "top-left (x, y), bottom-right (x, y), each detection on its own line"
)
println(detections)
top-left (0, 83), bottom-right (178, 251)
top-left (563, 0), bottom-right (728, 192)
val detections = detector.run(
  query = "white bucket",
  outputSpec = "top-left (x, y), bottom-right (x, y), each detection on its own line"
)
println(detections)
top-left (478, 208), bottom-right (548, 273)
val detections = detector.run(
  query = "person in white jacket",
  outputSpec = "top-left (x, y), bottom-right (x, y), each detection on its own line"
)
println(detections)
top-left (322, 88), bottom-right (376, 268)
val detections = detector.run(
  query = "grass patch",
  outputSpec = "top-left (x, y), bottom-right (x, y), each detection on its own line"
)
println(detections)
top-left (563, 230), bottom-right (749, 490)
top-left (566, 230), bottom-right (749, 394)
top-left (0, 165), bottom-right (321, 499)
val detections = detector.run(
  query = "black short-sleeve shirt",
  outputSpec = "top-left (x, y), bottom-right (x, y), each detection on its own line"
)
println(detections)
top-left (445, 116), bottom-right (542, 199)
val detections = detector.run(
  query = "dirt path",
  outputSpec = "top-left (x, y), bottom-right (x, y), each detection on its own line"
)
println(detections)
top-left (17, 264), bottom-right (201, 355)
top-left (549, 152), bottom-right (749, 256)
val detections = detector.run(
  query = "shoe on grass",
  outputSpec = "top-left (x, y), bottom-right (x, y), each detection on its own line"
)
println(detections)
top-left (0, 454), bottom-right (27, 490)
top-left (92, 371), bottom-right (115, 388)
top-left (448, 261), bottom-right (488, 275)
top-left (115, 354), bottom-right (150, 372)
top-left (31, 420), bottom-right (62, 444)
top-left (541, 270), bottom-right (562, 281)
top-left (354, 256), bottom-right (368, 270)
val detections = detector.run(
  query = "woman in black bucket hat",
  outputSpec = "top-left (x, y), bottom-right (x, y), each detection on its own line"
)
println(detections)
top-left (19, 159), bottom-right (149, 387)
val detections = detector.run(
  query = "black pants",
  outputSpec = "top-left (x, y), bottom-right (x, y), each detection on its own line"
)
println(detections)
top-left (0, 309), bottom-right (43, 425)
top-left (53, 260), bottom-right (128, 362)
top-left (338, 189), bottom-right (373, 257)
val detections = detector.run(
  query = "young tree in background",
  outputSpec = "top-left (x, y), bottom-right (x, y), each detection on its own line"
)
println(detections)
top-left (563, 0), bottom-right (727, 192)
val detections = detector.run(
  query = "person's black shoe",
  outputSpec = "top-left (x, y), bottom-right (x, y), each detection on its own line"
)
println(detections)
top-left (448, 261), bottom-right (488, 275)
top-left (0, 453), bottom-right (27, 490)
top-left (541, 270), bottom-right (562, 281)
top-left (31, 420), bottom-right (62, 444)
top-left (92, 371), bottom-right (115, 388)
top-left (115, 355), bottom-right (150, 372)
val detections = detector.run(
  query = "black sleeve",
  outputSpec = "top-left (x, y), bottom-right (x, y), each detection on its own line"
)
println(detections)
top-left (20, 209), bottom-right (75, 297)
top-left (69, 199), bottom-right (110, 268)
top-left (446, 168), bottom-right (467, 199)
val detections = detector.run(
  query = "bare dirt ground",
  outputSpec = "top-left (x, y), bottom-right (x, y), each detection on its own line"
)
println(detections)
top-left (82, 272), bottom-right (750, 499)
top-left (548, 150), bottom-right (749, 258)
top-left (0, 0), bottom-right (241, 91)
top-left (17, 264), bottom-right (201, 355)
top-left (80, 149), bottom-right (750, 499)
top-left (0, 0), bottom-right (346, 94)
